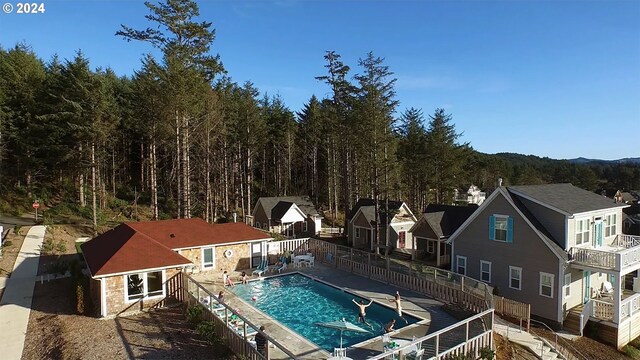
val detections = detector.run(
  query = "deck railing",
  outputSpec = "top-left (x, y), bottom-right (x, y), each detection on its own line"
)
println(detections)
top-left (183, 273), bottom-right (298, 360)
top-left (620, 293), bottom-right (640, 321)
top-left (570, 234), bottom-right (640, 272)
top-left (366, 309), bottom-right (494, 360)
top-left (592, 299), bottom-right (614, 321)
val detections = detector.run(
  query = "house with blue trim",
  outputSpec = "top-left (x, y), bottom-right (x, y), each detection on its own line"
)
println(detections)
top-left (450, 183), bottom-right (640, 348)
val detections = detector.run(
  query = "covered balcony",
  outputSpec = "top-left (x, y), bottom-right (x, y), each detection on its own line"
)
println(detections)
top-left (569, 234), bottom-right (640, 273)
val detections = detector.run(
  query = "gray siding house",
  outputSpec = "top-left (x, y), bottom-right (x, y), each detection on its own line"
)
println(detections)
top-left (248, 196), bottom-right (322, 237)
top-left (410, 204), bottom-right (478, 268)
top-left (451, 184), bottom-right (640, 348)
top-left (348, 199), bottom-right (417, 256)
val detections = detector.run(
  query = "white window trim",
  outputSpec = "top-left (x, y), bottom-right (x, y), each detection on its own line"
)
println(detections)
top-left (480, 260), bottom-right (492, 283)
top-left (539, 272), bottom-right (554, 298)
top-left (202, 247), bottom-right (215, 269)
top-left (604, 213), bottom-right (616, 238)
top-left (509, 266), bottom-right (522, 290)
top-left (123, 270), bottom-right (166, 304)
top-left (456, 256), bottom-right (467, 275)
top-left (564, 273), bottom-right (571, 298)
top-left (575, 218), bottom-right (590, 246)
top-left (493, 214), bottom-right (509, 242)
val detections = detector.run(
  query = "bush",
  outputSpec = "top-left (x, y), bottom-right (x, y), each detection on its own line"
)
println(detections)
top-left (2, 240), bottom-right (12, 248)
top-left (186, 305), bottom-right (204, 325)
top-left (480, 346), bottom-right (495, 360)
top-left (196, 320), bottom-right (216, 344)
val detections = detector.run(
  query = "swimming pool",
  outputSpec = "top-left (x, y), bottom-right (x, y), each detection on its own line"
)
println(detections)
top-left (231, 273), bottom-right (420, 351)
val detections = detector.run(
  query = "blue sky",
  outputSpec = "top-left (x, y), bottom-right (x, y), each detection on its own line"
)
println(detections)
top-left (1, 0), bottom-right (639, 160)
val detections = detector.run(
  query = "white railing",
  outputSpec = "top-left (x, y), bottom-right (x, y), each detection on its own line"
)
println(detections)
top-left (366, 309), bottom-right (494, 360)
top-left (620, 246), bottom-right (640, 271)
top-left (615, 234), bottom-right (640, 249)
top-left (579, 300), bottom-right (593, 336)
top-left (620, 293), bottom-right (640, 321)
top-left (569, 247), bottom-right (617, 269)
top-left (592, 299), bottom-right (614, 321)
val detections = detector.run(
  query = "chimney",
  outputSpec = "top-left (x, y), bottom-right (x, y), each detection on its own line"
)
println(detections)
top-left (497, 178), bottom-right (503, 187)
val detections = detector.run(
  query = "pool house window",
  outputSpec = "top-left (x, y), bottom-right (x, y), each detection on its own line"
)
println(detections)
top-left (456, 256), bottom-right (467, 275)
top-left (540, 272), bottom-right (554, 298)
top-left (605, 213), bottom-right (617, 237)
top-left (480, 260), bottom-right (491, 283)
top-left (202, 247), bottom-right (214, 269)
top-left (489, 215), bottom-right (513, 242)
top-left (575, 219), bottom-right (590, 245)
top-left (125, 271), bottom-right (164, 302)
top-left (509, 266), bottom-right (522, 290)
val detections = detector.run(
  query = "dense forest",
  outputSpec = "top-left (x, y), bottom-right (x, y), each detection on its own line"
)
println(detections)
top-left (1, 0), bottom-right (638, 232)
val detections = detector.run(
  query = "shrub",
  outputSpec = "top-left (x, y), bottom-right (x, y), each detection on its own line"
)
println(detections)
top-left (13, 225), bottom-right (21, 234)
top-left (186, 305), bottom-right (204, 325)
top-left (196, 320), bottom-right (216, 344)
top-left (480, 346), bottom-right (495, 360)
top-left (2, 240), bottom-right (12, 248)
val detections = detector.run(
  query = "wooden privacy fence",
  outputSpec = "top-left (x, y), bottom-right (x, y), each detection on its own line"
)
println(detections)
top-left (494, 295), bottom-right (531, 330)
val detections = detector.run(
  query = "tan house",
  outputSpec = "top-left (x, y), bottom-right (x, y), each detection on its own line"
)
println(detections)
top-left (81, 218), bottom-right (271, 318)
top-left (247, 196), bottom-right (323, 237)
top-left (348, 199), bottom-right (417, 256)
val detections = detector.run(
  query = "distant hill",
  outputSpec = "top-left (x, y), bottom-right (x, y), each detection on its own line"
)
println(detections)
top-left (567, 157), bottom-right (640, 165)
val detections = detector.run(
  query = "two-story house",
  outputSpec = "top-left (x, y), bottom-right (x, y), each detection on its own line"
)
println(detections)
top-left (248, 196), bottom-right (323, 237)
top-left (348, 198), bottom-right (417, 256)
top-left (451, 183), bottom-right (640, 348)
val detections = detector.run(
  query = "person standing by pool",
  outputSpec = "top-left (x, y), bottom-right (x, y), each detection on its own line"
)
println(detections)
top-left (384, 319), bottom-right (396, 333)
top-left (389, 291), bottom-right (408, 324)
top-left (352, 298), bottom-right (373, 329)
top-left (254, 325), bottom-right (268, 355)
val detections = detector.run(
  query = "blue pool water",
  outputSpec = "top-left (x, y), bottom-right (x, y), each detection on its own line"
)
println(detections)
top-left (231, 273), bottom-right (419, 351)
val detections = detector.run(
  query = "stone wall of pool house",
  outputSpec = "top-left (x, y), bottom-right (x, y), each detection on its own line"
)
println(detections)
top-left (216, 244), bottom-right (251, 272)
top-left (100, 268), bottom-right (182, 317)
top-left (179, 248), bottom-right (202, 270)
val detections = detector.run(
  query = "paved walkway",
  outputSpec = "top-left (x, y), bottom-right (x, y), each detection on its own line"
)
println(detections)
top-left (494, 318), bottom-right (560, 360)
top-left (0, 226), bottom-right (46, 360)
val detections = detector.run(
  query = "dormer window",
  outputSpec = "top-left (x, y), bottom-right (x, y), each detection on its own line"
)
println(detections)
top-left (489, 215), bottom-right (513, 242)
top-left (575, 219), bottom-right (590, 245)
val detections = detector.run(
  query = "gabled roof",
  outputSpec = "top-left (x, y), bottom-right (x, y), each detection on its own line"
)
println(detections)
top-left (81, 224), bottom-right (191, 277)
top-left (509, 183), bottom-right (627, 215)
top-left (81, 219), bottom-right (271, 277)
top-left (449, 187), bottom-right (567, 261)
top-left (254, 196), bottom-right (321, 219)
top-left (348, 198), bottom-right (405, 222)
top-left (416, 204), bottom-right (478, 238)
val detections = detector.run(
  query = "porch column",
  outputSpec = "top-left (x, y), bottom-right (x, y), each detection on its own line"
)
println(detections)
top-left (411, 234), bottom-right (416, 260)
top-left (437, 240), bottom-right (441, 267)
top-left (614, 273), bottom-right (622, 324)
top-left (292, 221), bottom-right (296, 238)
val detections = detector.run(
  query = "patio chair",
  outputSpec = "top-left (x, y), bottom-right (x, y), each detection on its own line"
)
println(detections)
top-left (252, 259), bottom-right (268, 276)
top-left (405, 348), bottom-right (424, 360)
top-left (275, 261), bottom-right (287, 273)
top-left (602, 281), bottom-right (614, 297)
top-left (333, 348), bottom-right (347, 357)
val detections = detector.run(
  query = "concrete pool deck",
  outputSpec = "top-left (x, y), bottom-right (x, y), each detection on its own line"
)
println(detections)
top-left (191, 264), bottom-right (460, 359)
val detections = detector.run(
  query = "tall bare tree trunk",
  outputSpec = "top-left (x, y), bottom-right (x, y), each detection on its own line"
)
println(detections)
top-left (175, 112), bottom-right (182, 218)
top-left (150, 133), bottom-right (158, 220)
top-left (78, 144), bottom-right (85, 207)
top-left (183, 115), bottom-right (191, 218)
top-left (91, 143), bottom-right (97, 234)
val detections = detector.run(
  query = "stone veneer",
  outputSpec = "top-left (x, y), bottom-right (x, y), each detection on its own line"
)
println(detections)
top-left (179, 243), bottom-right (254, 273)
top-left (101, 267), bottom-right (182, 317)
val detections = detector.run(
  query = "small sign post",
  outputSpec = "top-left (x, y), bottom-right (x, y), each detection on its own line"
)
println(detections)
top-left (33, 200), bottom-right (40, 222)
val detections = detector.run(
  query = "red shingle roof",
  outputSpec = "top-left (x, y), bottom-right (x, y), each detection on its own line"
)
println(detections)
top-left (81, 224), bottom-right (191, 277)
top-left (126, 219), bottom-right (270, 249)
top-left (81, 219), bottom-right (270, 277)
